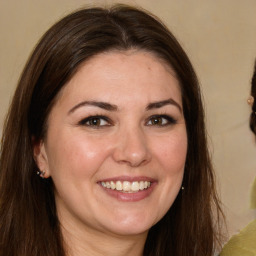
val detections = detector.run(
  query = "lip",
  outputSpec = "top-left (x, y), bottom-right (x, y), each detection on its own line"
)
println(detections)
top-left (98, 176), bottom-right (157, 202)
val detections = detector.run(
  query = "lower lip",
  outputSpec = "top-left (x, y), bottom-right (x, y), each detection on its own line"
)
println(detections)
top-left (99, 183), bottom-right (156, 202)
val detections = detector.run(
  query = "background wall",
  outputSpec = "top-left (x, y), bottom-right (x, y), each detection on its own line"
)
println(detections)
top-left (1, 0), bottom-right (256, 241)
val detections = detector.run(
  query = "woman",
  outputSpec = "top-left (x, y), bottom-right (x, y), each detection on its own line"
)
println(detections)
top-left (220, 61), bottom-right (256, 256)
top-left (0, 5), bottom-right (223, 256)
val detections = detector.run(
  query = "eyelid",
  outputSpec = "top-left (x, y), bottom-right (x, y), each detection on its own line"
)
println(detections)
top-left (146, 114), bottom-right (177, 126)
top-left (77, 114), bottom-right (177, 128)
top-left (78, 115), bottom-right (112, 127)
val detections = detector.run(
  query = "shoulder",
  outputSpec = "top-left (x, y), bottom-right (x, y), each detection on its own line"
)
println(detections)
top-left (220, 219), bottom-right (256, 256)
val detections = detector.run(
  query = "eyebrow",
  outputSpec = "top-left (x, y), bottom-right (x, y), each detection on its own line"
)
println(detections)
top-left (146, 98), bottom-right (182, 112)
top-left (68, 98), bottom-right (182, 115)
top-left (68, 101), bottom-right (118, 114)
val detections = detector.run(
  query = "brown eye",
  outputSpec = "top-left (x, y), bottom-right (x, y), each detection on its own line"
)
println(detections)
top-left (88, 118), bottom-right (102, 126)
top-left (79, 116), bottom-right (110, 127)
top-left (151, 117), bottom-right (164, 125)
top-left (146, 115), bottom-right (177, 126)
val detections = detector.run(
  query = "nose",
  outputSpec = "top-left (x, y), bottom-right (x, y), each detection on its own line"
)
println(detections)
top-left (112, 127), bottom-right (152, 167)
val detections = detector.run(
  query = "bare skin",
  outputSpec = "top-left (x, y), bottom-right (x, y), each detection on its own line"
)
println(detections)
top-left (34, 50), bottom-right (187, 255)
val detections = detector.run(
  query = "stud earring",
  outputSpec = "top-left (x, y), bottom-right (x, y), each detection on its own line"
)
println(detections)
top-left (181, 186), bottom-right (185, 190)
top-left (37, 170), bottom-right (45, 178)
top-left (247, 96), bottom-right (254, 106)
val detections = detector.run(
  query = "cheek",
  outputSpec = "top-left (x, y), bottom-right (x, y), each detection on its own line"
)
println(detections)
top-left (150, 132), bottom-right (187, 218)
top-left (46, 132), bottom-right (111, 179)
top-left (153, 132), bottom-right (187, 174)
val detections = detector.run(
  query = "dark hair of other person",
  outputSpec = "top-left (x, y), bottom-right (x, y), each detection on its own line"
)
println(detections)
top-left (249, 61), bottom-right (256, 135)
top-left (0, 5), bottom-right (223, 256)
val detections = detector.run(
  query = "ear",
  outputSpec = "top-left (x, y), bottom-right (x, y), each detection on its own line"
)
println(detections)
top-left (32, 137), bottom-right (51, 178)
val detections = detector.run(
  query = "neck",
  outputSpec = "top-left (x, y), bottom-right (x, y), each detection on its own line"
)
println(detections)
top-left (61, 222), bottom-right (147, 256)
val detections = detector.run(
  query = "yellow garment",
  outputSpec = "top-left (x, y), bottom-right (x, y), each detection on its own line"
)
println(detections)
top-left (251, 177), bottom-right (256, 209)
top-left (220, 219), bottom-right (256, 256)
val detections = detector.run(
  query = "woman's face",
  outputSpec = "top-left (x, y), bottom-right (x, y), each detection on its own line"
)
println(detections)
top-left (35, 50), bottom-right (187, 238)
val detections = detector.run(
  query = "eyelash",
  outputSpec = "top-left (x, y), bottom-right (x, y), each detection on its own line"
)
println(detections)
top-left (146, 115), bottom-right (177, 126)
top-left (78, 115), bottom-right (112, 128)
top-left (78, 114), bottom-right (177, 128)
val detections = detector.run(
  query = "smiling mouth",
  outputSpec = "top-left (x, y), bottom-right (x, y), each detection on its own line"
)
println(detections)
top-left (100, 181), bottom-right (151, 193)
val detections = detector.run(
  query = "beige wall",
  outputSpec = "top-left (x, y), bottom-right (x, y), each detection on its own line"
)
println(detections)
top-left (1, 0), bottom-right (256, 239)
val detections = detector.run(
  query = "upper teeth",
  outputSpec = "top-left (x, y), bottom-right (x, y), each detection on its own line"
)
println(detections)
top-left (101, 181), bottom-right (151, 192)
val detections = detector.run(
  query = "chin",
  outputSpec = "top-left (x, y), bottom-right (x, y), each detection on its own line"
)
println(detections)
top-left (100, 215), bottom-right (157, 236)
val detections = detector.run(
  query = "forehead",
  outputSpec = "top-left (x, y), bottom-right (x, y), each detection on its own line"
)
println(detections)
top-left (56, 50), bottom-right (182, 108)
top-left (81, 49), bottom-right (178, 80)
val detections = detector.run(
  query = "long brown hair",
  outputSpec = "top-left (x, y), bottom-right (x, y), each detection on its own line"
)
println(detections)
top-left (249, 60), bottom-right (256, 135)
top-left (0, 5), bottom-right (223, 256)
